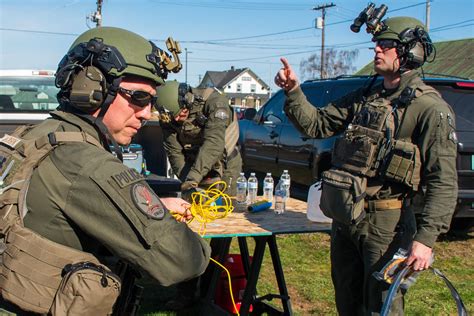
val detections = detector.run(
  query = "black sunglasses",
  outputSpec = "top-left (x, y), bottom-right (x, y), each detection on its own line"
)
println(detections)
top-left (118, 87), bottom-right (156, 107)
top-left (375, 39), bottom-right (399, 51)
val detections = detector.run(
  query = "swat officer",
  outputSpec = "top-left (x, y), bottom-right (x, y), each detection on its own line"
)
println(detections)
top-left (275, 16), bottom-right (457, 315)
top-left (0, 27), bottom-right (210, 314)
top-left (155, 81), bottom-right (242, 196)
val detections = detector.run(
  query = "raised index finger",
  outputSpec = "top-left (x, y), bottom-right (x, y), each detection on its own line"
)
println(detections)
top-left (280, 57), bottom-right (291, 70)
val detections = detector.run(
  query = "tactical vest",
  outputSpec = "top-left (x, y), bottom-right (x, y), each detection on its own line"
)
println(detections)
top-left (0, 125), bottom-right (120, 314)
top-left (178, 88), bottom-right (239, 158)
top-left (332, 82), bottom-right (441, 193)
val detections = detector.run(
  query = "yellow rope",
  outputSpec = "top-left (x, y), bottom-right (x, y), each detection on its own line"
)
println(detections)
top-left (171, 181), bottom-right (239, 314)
top-left (187, 181), bottom-right (234, 236)
top-left (210, 257), bottom-right (240, 316)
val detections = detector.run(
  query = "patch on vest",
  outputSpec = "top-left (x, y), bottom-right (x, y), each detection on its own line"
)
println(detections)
top-left (214, 108), bottom-right (229, 120)
top-left (0, 134), bottom-right (21, 149)
top-left (112, 168), bottom-right (143, 188)
top-left (131, 183), bottom-right (166, 220)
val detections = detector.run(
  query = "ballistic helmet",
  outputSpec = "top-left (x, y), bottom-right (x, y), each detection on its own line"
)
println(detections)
top-left (373, 17), bottom-right (433, 69)
top-left (155, 80), bottom-right (194, 116)
top-left (55, 27), bottom-right (182, 112)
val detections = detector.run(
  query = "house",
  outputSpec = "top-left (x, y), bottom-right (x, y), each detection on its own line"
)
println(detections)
top-left (198, 66), bottom-right (271, 109)
top-left (356, 38), bottom-right (474, 79)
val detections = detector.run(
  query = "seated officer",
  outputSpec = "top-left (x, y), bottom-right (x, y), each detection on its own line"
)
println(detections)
top-left (155, 81), bottom-right (242, 196)
top-left (0, 27), bottom-right (210, 314)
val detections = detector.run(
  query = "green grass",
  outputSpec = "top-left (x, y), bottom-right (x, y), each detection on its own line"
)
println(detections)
top-left (138, 232), bottom-right (473, 315)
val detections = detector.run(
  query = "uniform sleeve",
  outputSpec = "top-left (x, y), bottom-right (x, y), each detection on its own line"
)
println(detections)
top-left (63, 155), bottom-right (211, 286)
top-left (413, 95), bottom-right (458, 247)
top-left (284, 85), bottom-right (362, 138)
top-left (162, 125), bottom-right (187, 180)
top-left (185, 94), bottom-right (229, 183)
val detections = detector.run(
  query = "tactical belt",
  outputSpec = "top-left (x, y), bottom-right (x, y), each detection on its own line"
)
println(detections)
top-left (364, 199), bottom-right (402, 212)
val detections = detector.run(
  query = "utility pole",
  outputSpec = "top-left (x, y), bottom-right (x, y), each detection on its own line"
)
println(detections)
top-left (89, 0), bottom-right (103, 27)
top-left (313, 3), bottom-right (335, 79)
top-left (425, 0), bottom-right (430, 31)
top-left (185, 48), bottom-right (192, 84)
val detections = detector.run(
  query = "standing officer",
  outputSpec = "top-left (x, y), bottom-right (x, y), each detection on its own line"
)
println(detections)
top-left (0, 27), bottom-right (210, 314)
top-left (275, 14), bottom-right (457, 316)
top-left (155, 81), bottom-right (242, 196)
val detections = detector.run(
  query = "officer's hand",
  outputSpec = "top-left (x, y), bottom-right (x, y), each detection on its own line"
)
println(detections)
top-left (181, 180), bottom-right (198, 192)
top-left (274, 57), bottom-right (299, 92)
top-left (405, 241), bottom-right (433, 271)
top-left (161, 197), bottom-right (193, 222)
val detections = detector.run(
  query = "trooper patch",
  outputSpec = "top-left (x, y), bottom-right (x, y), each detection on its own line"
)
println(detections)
top-left (131, 183), bottom-right (166, 220)
top-left (215, 108), bottom-right (229, 120)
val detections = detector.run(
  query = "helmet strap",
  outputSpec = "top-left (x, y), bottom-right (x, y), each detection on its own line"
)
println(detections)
top-left (94, 77), bottom-right (123, 161)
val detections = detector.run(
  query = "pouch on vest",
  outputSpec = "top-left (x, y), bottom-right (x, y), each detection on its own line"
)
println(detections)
top-left (320, 168), bottom-right (367, 225)
top-left (381, 139), bottom-right (421, 191)
top-left (331, 125), bottom-right (385, 177)
top-left (50, 262), bottom-right (121, 316)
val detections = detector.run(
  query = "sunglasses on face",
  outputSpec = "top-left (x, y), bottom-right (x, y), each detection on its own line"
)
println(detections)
top-left (375, 39), bottom-right (399, 51)
top-left (118, 87), bottom-right (156, 107)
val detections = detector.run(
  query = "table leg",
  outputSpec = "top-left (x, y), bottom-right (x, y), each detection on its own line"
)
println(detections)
top-left (202, 238), bottom-right (232, 303)
top-left (239, 236), bottom-right (268, 316)
top-left (268, 235), bottom-right (293, 315)
top-left (238, 237), bottom-right (251, 277)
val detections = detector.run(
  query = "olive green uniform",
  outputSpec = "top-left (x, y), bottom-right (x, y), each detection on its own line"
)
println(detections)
top-left (21, 110), bottom-right (211, 286)
top-left (284, 71), bottom-right (457, 315)
top-left (161, 91), bottom-right (242, 195)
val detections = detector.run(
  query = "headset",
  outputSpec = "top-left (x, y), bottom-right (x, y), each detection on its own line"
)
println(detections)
top-left (396, 26), bottom-right (435, 70)
top-left (55, 37), bottom-right (127, 112)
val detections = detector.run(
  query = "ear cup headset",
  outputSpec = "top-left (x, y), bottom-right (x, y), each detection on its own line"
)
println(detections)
top-left (55, 37), bottom-right (127, 113)
top-left (396, 27), bottom-right (435, 71)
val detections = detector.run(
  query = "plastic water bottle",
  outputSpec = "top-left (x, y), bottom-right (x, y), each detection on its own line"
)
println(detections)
top-left (281, 169), bottom-right (291, 200)
top-left (263, 173), bottom-right (274, 203)
top-left (274, 179), bottom-right (286, 214)
top-left (247, 172), bottom-right (258, 204)
top-left (236, 173), bottom-right (247, 205)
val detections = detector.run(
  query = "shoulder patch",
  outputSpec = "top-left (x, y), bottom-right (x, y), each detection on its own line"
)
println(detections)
top-left (215, 108), bottom-right (229, 120)
top-left (112, 168), bottom-right (144, 188)
top-left (131, 183), bottom-right (166, 220)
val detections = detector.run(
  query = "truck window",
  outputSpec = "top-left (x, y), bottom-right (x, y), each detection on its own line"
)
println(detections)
top-left (0, 76), bottom-right (59, 112)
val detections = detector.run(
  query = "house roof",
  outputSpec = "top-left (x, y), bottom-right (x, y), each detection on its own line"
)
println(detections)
top-left (199, 67), bottom-right (271, 89)
top-left (355, 38), bottom-right (474, 79)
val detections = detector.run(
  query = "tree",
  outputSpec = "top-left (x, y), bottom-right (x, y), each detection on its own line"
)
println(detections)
top-left (300, 48), bottom-right (359, 80)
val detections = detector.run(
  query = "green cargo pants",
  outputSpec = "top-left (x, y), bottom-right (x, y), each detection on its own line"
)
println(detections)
top-left (330, 207), bottom-right (416, 316)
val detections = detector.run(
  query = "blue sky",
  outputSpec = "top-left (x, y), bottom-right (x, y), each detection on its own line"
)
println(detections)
top-left (1, 0), bottom-right (473, 91)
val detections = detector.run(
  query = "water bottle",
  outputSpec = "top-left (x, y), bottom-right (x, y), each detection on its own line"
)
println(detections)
top-left (236, 172), bottom-right (247, 205)
top-left (247, 172), bottom-right (258, 205)
top-left (263, 173), bottom-right (274, 203)
top-left (281, 169), bottom-right (291, 200)
top-left (274, 179), bottom-right (286, 214)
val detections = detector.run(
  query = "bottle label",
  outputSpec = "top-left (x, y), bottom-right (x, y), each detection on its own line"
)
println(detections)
top-left (237, 183), bottom-right (247, 189)
top-left (248, 183), bottom-right (257, 189)
top-left (264, 183), bottom-right (273, 189)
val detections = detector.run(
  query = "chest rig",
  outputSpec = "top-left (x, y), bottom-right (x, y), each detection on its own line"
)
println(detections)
top-left (0, 125), bottom-right (120, 314)
top-left (331, 85), bottom-right (429, 193)
top-left (166, 89), bottom-right (239, 159)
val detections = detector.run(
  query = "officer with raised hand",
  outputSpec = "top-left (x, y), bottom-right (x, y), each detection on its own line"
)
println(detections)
top-left (275, 12), bottom-right (457, 316)
top-left (0, 27), bottom-right (210, 314)
top-left (155, 81), bottom-right (242, 197)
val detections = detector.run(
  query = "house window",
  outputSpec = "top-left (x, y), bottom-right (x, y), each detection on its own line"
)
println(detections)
top-left (236, 83), bottom-right (242, 92)
top-left (250, 84), bottom-right (256, 93)
top-left (230, 97), bottom-right (235, 105)
top-left (242, 76), bottom-right (251, 81)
